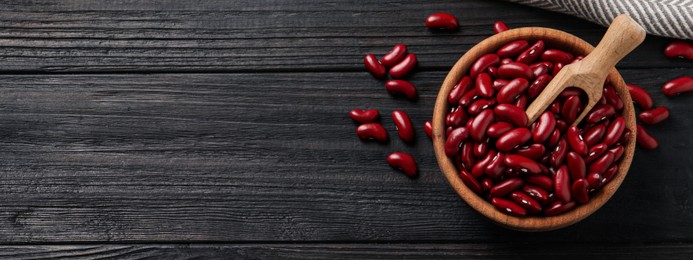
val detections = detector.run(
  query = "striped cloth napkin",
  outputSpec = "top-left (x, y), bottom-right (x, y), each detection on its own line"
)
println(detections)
top-left (505, 0), bottom-right (693, 40)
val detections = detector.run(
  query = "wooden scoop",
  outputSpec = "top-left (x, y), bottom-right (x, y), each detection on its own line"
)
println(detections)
top-left (524, 14), bottom-right (646, 126)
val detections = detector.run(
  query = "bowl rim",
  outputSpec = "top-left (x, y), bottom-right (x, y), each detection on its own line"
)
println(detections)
top-left (432, 27), bottom-right (637, 231)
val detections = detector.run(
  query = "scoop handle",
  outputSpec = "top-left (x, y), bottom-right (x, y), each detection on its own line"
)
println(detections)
top-left (579, 14), bottom-right (646, 80)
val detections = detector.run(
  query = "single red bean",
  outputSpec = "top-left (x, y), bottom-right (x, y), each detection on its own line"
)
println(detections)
top-left (510, 191), bottom-right (542, 214)
top-left (497, 62), bottom-right (533, 80)
top-left (493, 79), bottom-right (510, 90)
top-left (496, 78), bottom-right (529, 104)
top-left (385, 80), bottom-right (417, 100)
top-left (562, 95), bottom-right (582, 125)
top-left (639, 107), bottom-right (670, 125)
top-left (603, 85), bottom-right (624, 110)
top-left (350, 109), bottom-right (379, 124)
top-left (504, 154), bottom-right (542, 174)
top-left (522, 184), bottom-right (550, 203)
top-left (514, 144), bottom-right (546, 160)
top-left (381, 44), bottom-right (408, 67)
top-left (567, 151), bottom-right (586, 182)
top-left (487, 121), bottom-right (514, 138)
top-left (448, 76), bottom-right (472, 105)
top-left (472, 150), bottom-right (497, 177)
top-left (555, 119), bottom-right (568, 134)
top-left (603, 117), bottom-right (625, 146)
top-left (490, 178), bottom-right (525, 197)
top-left (547, 128), bottom-right (561, 148)
top-left (496, 128), bottom-right (531, 152)
top-left (544, 201), bottom-right (576, 216)
top-left (389, 54), bottom-right (417, 78)
top-left (587, 173), bottom-right (602, 189)
top-left (470, 54), bottom-right (500, 78)
top-left (459, 89), bottom-right (479, 107)
top-left (476, 73), bottom-right (495, 98)
top-left (501, 58), bottom-right (513, 65)
top-left (474, 138), bottom-right (490, 157)
top-left (466, 115), bottom-right (475, 129)
top-left (426, 13), bottom-right (459, 30)
top-left (514, 95), bottom-right (529, 110)
top-left (445, 127), bottom-right (470, 156)
top-left (541, 49), bottom-right (574, 64)
top-left (446, 126), bottom-right (453, 137)
top-left (470, 109), bottom-right (495, 141)
top-left (446, 107), bottom-right (468, 128)
top-left (664, 41), bottom-right (693, 60)
top-left (627, 84), bottom-right (654, 110)
top-left (549, 99), bottom-right (562, 115)
top-left (550, 138), bottom-right (568, 168)
top-left (356, 123), bottom-right (388, 142)
top-left (585, 143), bottom-right (608, 164)
top-left (392, 110), bottom-right (414, 142)
top-left (387, 152), bottom-right (417, 177)
top-left (526, 175), bottom-right (553, 191)
top-left (459, 169), bottom-right (483, 194)
top-left (618, 128), bottom-right (632, 146)
top-left (554, 165), bottom-right (571, 203)
top-left (552, 62), bottom-right (564, 76)
top-left (491, 197), bottom-right (527, 216)
top-left (481, 178), bottom-right (494, 191)
top-left (517, 40), bottom-right (545, 64)
top-left (584, 123), bottom-right (606, 147)
top-left (601, 164), bottom-right (619, 187)
top-left (609, 145), bottom-right (625, 161)
top-left (485, 153), bottom-right (507, 179)
top-left (424, 121), bottom-right (433, 139)
top-left (460, 142), bottom-right (476, 170)
top-left (494, 21), bottom-right (509, 34)
top-left (533, 111), bottom-right (555, 143)
top-left (636, 124), bottom-right (659, 150)
top-left (588, 151), bottom-right (614, 175)
top-left (586, 104), bottom-right (616, 123)
top-left (529, 62), bottom-right (550, 78)
top-left (663, 76), bottom-right (693, 96)
top-left (566, 126), bottom-right (588, 156)
top-left (527, 74), bottom-right (552, 99)
top-left (559, 87), bottom-right (583, 98)
top-left (494, 104), bottom-right (529, 127)
top-left (497, 40), bottom-right (529, 58)
top-left (363, 53), bottom-right (386, 78)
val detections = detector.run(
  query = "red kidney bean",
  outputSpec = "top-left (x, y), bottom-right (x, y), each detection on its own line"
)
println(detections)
top-left (562, 96), bottom-right (582, 125)
top-left (363, 53), bottom-right (386, 78)
top-left (466, 116), bottom-right (475, 129)
top-left (504, 154), bottom-right (542, 174)
top-left (497, 40), bottom-right (529, 58)
top-left (496, 78), bottom-right (529, 104)
top-left (459, 89), bottom-right (479, 107)
top-left (472, 150), bottom-right (497, 177)
top-left (527, 74), bottom-right (552, 99)
top-left (501, 58), bottom-right (513, 65)
top-left (491, 197), bottom-right (527, 216)
top-left (547, 128), bottom-right (561, 148)
top-left (470, 109), bottom-right (495, 141)
top-left (470, 54), bottom-right (500, 79)
top-left (529, 62), bottom-right (550, 78)
top-left (552, 62), bottom-right (564, 76)
top-left (485, 153), bottom-right (507, 179)
top-left (510, 191), bottom-right (542, 214)
top-left (426, 13), bottom-right (459, 30)
top-left (497, 62), bottom-right (533, 80)
top-left (603, 117), bottom-right (625, 146)
top-left (541, 49), bottom-right (574, 64)
top-left (446, 126), bottom-right (453, 137)
top-left (389, 54), bottom-right (417, 78)
top-left (544, 200), bottom-right (576, 216)
top-left (448, 76), bottom-right (472, 105)
top-left (381, 44), bottom-right (408, 68)
top-left (603, 85), bottom-right (624, 110)
top-left (588, 151), bottom-right (614, 175)
top-left (526, 175), bottom-right (553, 191)
top-left (481, 178), bottom-right (494, 191)
top-left (566, 126), bottom-right (588, 156)
top-left (514, 95), bottom-right (529, 110)
top-left (474, 138), bottom-right (490, 157)
top-left (494, 79), bottom-right (510, 90)
top-left (555, 120), bottom-right (568, 134)
top-left (549, 99), bottom-right (562, 115)
top-left (494, 104), bottom-right (528, 127)
top-left (636, 124), bottom-right (659, 150)
top-left (587, 173), bottom-right (602, 189)
top-left (476, 73), bottom-right (495, 98)
top-left (567, 151), bottom-right (586, 182)
top-left (387, 152), bottom-right (417, 177)
top-left (585, 143), bottom-right (608, 164)
top-left (490, 178), bottom-right (524, 197)
top-left (618, 128), bottom-right (632, 146)
top-left (627, 84), bottom-right (654, 110)
top-left (554, 165), bottom-right (571, 202)
top-left (392, 110), bottom-right (414, 142)
top-left (445, 127), bottom-right (470, 156)
top-left (664, 41), bottom-right (693, 60)
top-left (609, 145), bottom-right (625, 161)
top-left (385, 80), bottom-right (417, 100)
top-left (350, 109), bottom-right (379, 124)
top-left (532, 111), bottom-right (555, 143)
top-left (550, 138), bottom-right (568, 168)
top-left (496, 128), bottom-right (531, 152)
top-left (514, 144), bottom-right (546, 160)
top-left (356, 123), bottom-right (388, 142)
top-left (424, 121), bottom-right (433, 139)
top-left (559, 88), bottom-right (583, 98)
top-left (446, 107), bottom-right (468, 128)
top-left (460, 142), bottom-right (476, 169)
top-left (522, 184), bottom-right (550, 203)
top-left (517, 40), bottom-right (545, 64)
top-left (601, 164), bottom-right (618, 187)
top-left (586, 104), bottom-right (616, 123)
top-left (583, 123), bottom-right (606, 147)
top-left (487, 121), bottom-right (514, 138)
top-left (639, 107), bottom-right (669, 125)
top-left (494, 21), bottom-right (509, 34)
top-left (459, 169), bottom-right (483, 194)
top-left (663, 76), bottom-right (693, 96)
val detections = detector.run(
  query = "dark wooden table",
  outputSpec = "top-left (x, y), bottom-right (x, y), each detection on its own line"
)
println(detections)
top-left (0, 0), bottom-right (692, 258)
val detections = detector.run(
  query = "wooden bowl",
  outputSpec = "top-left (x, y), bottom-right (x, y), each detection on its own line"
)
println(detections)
top-left (432, 27), bottom-right (637, 231)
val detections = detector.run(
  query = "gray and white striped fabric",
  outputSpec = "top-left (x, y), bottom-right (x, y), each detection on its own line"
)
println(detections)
top-left (505, 0), bottom-right (693, 40)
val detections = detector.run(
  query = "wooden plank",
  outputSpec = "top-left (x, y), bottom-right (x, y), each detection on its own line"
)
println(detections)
top-left (0, 0), bottom-right (687, 72)
top-left (0, 70), bottom-right (689, 243)
top-left (0, 243), bottom-right (691, 259)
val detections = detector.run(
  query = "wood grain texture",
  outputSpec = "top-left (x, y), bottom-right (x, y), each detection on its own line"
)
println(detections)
top-left (0, 71), bottom-right (689, 243)
top-left (0, 0), bottom-right (687, 73)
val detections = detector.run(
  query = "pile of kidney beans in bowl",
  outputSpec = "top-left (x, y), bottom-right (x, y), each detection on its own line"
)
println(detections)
top-left (436, 30), bottom-right (636, 218)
